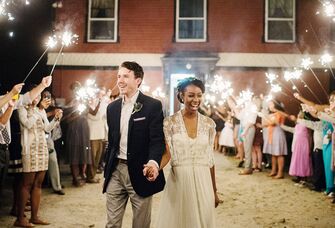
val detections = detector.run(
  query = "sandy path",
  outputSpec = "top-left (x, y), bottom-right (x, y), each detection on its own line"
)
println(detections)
top-left (1, 152), bottom-right (334, 227)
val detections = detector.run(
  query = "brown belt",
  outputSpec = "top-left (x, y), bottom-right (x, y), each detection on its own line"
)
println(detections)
top-left (118, 158), bottom-right (128, 165)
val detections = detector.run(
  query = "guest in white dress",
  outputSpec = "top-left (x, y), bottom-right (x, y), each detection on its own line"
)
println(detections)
top-left (156, 77), bottom-right (221, 228)
top-left (219, 113), bottom-right (235, 153)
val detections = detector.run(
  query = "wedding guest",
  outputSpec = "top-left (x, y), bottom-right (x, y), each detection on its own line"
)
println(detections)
top-left (281, 112), bottom-right (312, 186)
top-left (298, 115), bottom-right (325, 191)
top-left (261, 100), bottom-right (288, 179)
top-left (42, 91), bottom-right (64, 195)
top-left (63, 82), bottom-right (93, 186)
top-left (16, 88), bottom-right (61, 227)
top-left (0, 77), bottom-right (52, 199)
top-left (294, 93), bottom-right (334, 197)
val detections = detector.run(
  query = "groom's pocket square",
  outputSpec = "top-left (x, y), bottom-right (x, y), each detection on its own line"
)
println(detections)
top-left (133, 117), bottom-right (146, 122)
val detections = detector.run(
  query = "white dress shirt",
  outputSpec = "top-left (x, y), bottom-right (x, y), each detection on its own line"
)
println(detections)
top-left (118, 90), bottom-right (140, 160)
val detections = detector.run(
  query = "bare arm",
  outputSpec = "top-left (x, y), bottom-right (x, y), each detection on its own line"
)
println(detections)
top-left (0, 105), bottom-right (14, 125)
top-left (88, 100), bottom-right (101, 116)
top-left (0, 83), bottom-right (24, 109)
top-left (210, 166), bottom-right (221, 207)
top-left (159, 142), bottom-right (171, 170)
top-left (28, 76), bottom-right (52, 101)
top-left (294, 93), bottom-right (328, 111)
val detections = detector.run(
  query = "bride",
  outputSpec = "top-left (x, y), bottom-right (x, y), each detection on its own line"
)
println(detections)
top-left (156, 77), bottom-right (221, 228)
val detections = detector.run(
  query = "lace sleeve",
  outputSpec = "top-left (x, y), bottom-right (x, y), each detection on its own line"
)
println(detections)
top-left (208, 118), bottom-right (216, 167)
top-left (163, 117), bottom-right (172, 150)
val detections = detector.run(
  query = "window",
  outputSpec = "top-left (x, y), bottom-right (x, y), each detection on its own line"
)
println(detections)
top-left (176, 0), bottom-right (207, 42)
top-left (87, 0), bottom-right (118, 42)
top-left (265, 0), bottom-right (295, 43)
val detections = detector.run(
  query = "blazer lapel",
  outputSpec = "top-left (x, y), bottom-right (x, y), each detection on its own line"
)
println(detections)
top-left (127, 91), bottom-right (145, 139)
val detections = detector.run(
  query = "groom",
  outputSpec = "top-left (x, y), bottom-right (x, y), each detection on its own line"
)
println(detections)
top-left (103, 61), bottom-right (165, 228)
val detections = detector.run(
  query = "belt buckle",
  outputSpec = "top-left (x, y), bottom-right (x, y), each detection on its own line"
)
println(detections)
top-left (118, 158), bottom-right (127, 165)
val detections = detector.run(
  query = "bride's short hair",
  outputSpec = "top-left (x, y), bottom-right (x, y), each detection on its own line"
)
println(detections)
top-left (176, 77), bottom-right (205, 104)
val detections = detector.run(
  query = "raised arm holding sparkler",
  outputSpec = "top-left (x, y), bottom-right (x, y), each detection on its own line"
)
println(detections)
top-left (0, 83), bottom-right (24, 109)
top-left (294, 93), bottom-right (328, 112)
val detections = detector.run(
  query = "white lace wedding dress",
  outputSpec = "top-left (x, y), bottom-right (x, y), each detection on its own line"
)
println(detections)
top-left (156, 111), bottom-right (216, 228)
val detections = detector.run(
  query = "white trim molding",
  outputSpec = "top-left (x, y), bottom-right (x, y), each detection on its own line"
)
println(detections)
top-left (47, 52), bottom-right (334, 68)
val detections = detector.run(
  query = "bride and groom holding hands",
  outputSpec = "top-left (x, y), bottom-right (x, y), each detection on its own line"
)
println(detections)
top-left (103, 61), bottom-right (221, 228)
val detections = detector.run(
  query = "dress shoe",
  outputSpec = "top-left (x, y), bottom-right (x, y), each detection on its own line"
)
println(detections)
top-left (237, 160), bottom-right (244, 168)
top-left (87, 178), bottom-right (100, 184)
top-left (53, 190), bottom-right (65, 195)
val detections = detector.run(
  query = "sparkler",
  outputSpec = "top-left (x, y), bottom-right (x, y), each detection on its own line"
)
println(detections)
top-left (321, 0), bottom-right (335, 17)
top-left (75, 78), bottom-right (99, 114)
top-left (284, 69), bottom-right (302, 94)
top-left (236, 90), bottom-right (253, 107)
top-left (50, 31), bottom-right (79, 76)
top-left (152, 87), bottom-right (166, 99)
top-left (300, 57), bottom-right (329, 98)
top-left (205, 74), bottom-right (233, 106)
top-left (23, 36), bottom-right (57, 83)
top-left (0, 0), bottom-right (31, 21)
top-left (308, 22), bottom-right (335, 80)
top-left (140, 80), bottom-right (150, 93)
top-left (265, 72), bottom-right (296, 102)
top-left (319, 52), bottom-right (335, 80)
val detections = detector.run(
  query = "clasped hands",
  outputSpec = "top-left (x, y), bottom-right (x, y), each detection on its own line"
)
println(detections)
top-left (143, 161), bottom-right (159, 182)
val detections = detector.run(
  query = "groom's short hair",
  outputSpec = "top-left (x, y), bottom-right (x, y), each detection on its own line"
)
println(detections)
top-left (120, 61), bottom-right (144, 80)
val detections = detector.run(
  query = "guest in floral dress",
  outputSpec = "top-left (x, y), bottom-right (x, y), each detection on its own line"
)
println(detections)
top-left (16, 92), bottom-right (62, 227)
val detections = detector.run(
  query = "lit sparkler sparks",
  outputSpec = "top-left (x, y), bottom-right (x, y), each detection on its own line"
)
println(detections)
top-left (152, 87), bottom-right (166, 99)
top-left (75, 79), bottom-right (99, 114)
top-left (319, 53), bottom-right (333, 66)
top-left (50, 31), bottom-right (79, 76)
top-left (236, 90), bottom-right (253, 107)
top-left (301, 57), bottom-right (314, 70)
top-left (0, 0), bottom-right (31, 21)
top-left (270, 84), bottom-right (282, 93)
top-left (322, 1), bottom-right (335, 17)
top-left (265, 72), bottom-right (277, 84)
top-left (140, 80), bottom-right (150, 93)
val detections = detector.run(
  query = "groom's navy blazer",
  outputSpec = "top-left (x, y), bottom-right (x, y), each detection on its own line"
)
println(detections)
top-left (103, 91), bottom-right (166, 197)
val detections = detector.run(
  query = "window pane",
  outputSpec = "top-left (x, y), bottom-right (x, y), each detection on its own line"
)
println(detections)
top-left (268, 0), bottom-right (293, 18)
top-left (179, 20), bottom-right (204, 39)
top-left (180, 0), bottom-right (204, 17)
top-left (91, 0), bottom-right (115, 18)
top-left (268, 20), bottom-right (293, 41)
top-left (89, 21), bottom-right (115, 40)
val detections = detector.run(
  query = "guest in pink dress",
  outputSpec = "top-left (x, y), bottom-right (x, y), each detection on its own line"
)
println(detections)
top-left (281, 112), bottom-right (312, 186)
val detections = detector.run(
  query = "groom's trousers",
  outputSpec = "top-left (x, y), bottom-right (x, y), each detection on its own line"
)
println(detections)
top-left (106, 161), bottom-right (152, 228)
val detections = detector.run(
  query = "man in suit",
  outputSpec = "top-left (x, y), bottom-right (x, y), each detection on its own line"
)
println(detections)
top-left (103, 61), bottom-right (165, 228)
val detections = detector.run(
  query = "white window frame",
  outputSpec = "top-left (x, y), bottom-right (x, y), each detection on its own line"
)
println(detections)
top-left (176, 0), bottom-right (207, 42)
top-left (265, 0), bottom-right (296, 43)
top-left (87, 0), bottom-right (118, 43)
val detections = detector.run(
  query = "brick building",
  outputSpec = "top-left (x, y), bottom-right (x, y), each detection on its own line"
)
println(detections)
top-left (48, 0), bottom-right (335, 114)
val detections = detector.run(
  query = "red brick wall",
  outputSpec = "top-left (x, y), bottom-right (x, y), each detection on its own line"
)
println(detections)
top-left (55, 0), bottom-right (329, 54)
